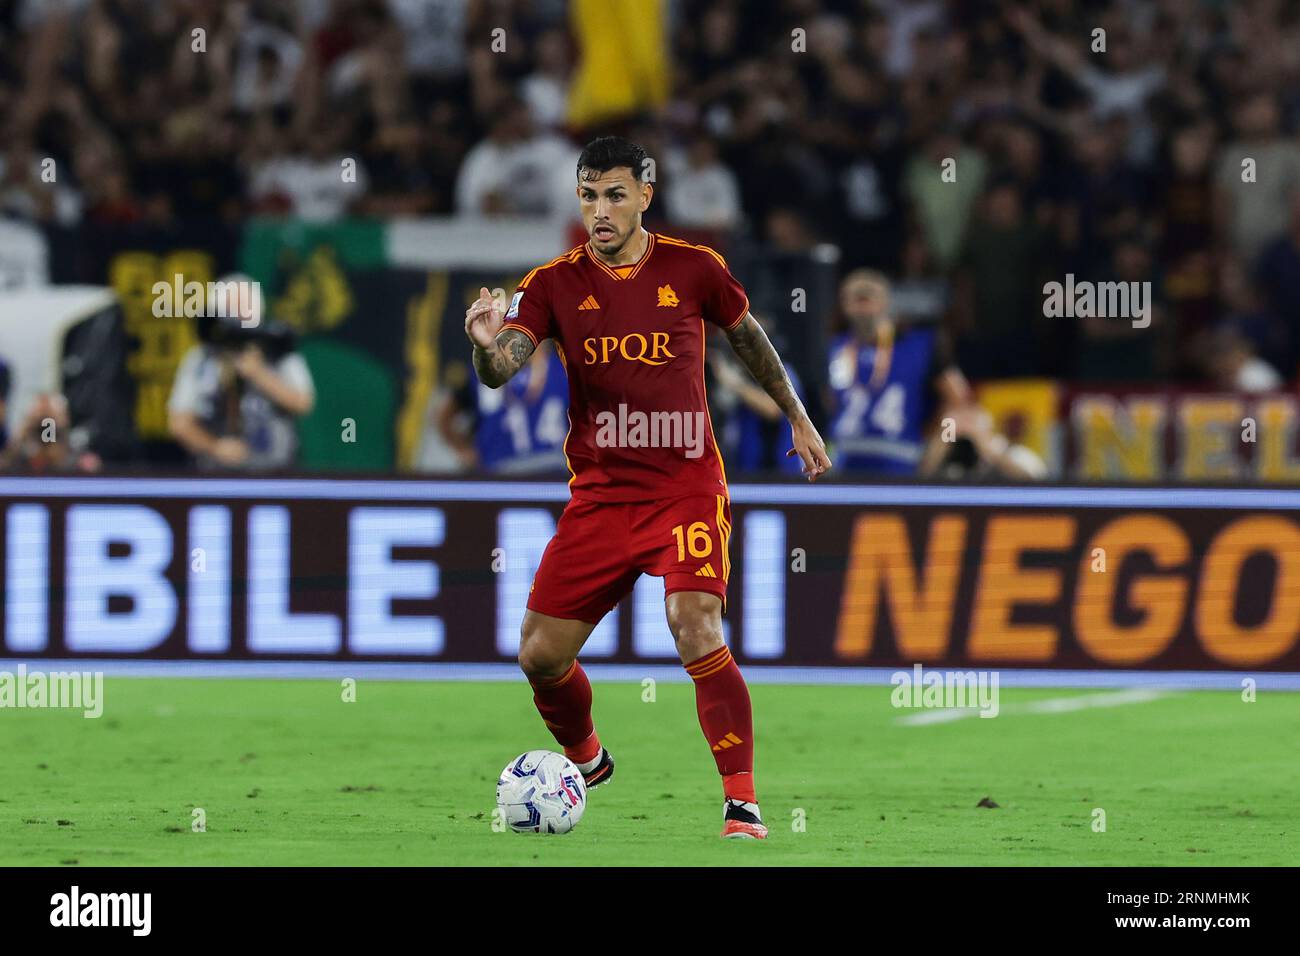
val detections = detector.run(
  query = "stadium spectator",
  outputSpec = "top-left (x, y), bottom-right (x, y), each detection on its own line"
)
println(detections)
top-left (471, 340), bottom-right (569, 474)
top-left (903, 126), bottom-right (987, 271)
top-left (1214, 91), bottom-right (1300, 267)
top-left (230, 16), bottom-right (304, 115)
top-left (1056, 117), bottom-right (1150, 275)
top-left (143, 109), bottom-right (247, 223)
top-left (995, 122), bottom-right (1056, 231)
top-left (921, 404), bottom-right (1048, 481)
top-left (828, 74), bottom-right (908, 273)
top-left (721, 81), bottom-right (838, 237)
top-left (951, 178), bottom-right (1053, 380)
top-left (1074, 235), bottom-right (1165, 382)
top-left (889, 228), bottom-right (948, 327)
top-left (1204, 324), bottom-right (1285, 394)
top-left (520, 28), bottom-right (573, 132)
top-left (360, 119), bottom-right (439, 217)
top-left (454, 95), bottom-right (579, 219)
top-left (413, 362), bottom-right (477, 475)
top-left (167, 282), bottom-right (316, 472)
top-left (826, 269), bottom-right (968, 476)
top-left (389, 0), bottom-right (472, 82)
top-left (710, 316), bottom-right (806, 477)
top-left (874, 0), bottom-right (944, 79)
top-left (80, 152), bottom-right (144, 225)
top-left (664, 137), bottom-right (742, 230)
top-left (763, 205), bottom-right (821, 255)
top-left (1006, 6), bottom-right (1166, 160)
top-left (1216, 257), bottom-right (1289, 383)
top-left (428, 331), bottom-right (569, 476)
top-left (419, 99), bottom-right (475, 214)
top-left (247, 117), bottom-right (369, 222)
top-left (0, 140), bottom-right (81, 225)
top-left (0, 392), bottom-right (101, 474)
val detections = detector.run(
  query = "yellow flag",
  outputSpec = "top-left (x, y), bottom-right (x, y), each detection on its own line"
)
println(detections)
top-left (567, 0), bottom-right (670, 129)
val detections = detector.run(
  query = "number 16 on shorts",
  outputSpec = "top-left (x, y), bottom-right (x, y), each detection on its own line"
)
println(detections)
top-left (668, 495), bottom-right (731, 581)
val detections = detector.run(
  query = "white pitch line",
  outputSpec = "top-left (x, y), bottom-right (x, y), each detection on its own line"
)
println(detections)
top-left (894, 708), bottom-right (983, 726)
top-left (1020, 687), bottom-right (1167, 714)
top-left (894, 687), bottom-right (1168, 726)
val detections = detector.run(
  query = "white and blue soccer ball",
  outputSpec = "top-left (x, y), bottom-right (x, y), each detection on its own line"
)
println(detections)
top-left (496, 750), bottom-right (587, 834)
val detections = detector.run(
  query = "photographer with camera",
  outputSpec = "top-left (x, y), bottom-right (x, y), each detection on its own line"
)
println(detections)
top-left (0, 392), bottom-right (103, 474)
top-left (167, 276), bottom-right (315, 471)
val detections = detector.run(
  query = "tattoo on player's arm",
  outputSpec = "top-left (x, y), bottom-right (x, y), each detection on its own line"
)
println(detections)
top-left (723, 313), bottom-right (807, 422)
top-left (473, 328), bottom-right (536, 388)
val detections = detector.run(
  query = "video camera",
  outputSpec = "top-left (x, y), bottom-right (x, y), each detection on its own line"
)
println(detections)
top-left (197, 313), bottom-right (297, 363)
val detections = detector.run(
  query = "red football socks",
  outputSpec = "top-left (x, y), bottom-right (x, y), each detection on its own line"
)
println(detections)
top-left (528, 661), bottom-right (602, 766)
top-left (685, 645), bottom-right (757, 804)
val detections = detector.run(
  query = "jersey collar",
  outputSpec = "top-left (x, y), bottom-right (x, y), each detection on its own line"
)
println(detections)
top-left (586, 230), bottom-right (655, 281)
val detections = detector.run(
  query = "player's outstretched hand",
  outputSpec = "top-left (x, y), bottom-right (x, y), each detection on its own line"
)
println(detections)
top-left (787, 417), bottom-right (832, 482)
top-left (465, 286), bottom-right (504, 349)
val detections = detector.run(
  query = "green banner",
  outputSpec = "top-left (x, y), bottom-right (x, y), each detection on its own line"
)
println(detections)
top-left (238, 219), bottom-right (532, 471)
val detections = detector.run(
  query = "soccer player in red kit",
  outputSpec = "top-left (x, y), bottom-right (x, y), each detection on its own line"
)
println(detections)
top-left (465, 136), bottom-right (831, 839)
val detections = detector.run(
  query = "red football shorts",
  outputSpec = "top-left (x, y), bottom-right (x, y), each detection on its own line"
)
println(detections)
top-left (526, 494), bottom-right (733, 623)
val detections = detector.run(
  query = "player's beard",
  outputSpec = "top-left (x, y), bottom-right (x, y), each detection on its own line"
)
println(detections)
top-left (589, 221), bottom-right (625, 256)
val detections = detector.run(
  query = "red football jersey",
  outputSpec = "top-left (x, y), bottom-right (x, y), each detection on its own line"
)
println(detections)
top-left (501, 231), bottom-right (750, 502)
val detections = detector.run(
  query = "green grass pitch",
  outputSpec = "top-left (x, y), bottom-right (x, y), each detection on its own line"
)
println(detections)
top-left (1, 677), bottom-right (1294, 866)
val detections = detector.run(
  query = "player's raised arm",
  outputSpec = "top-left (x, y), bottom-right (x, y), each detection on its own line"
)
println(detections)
top-left (723, 312), bottom-right (832, 481)
top-left (466, 286), bottom-right (536, 388)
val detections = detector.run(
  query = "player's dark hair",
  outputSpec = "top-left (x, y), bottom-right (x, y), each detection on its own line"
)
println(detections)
top-left (576, 136), bottom-right (648, 183)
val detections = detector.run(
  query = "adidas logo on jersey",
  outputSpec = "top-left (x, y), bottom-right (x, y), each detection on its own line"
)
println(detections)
top-left (578, 295), bottom-right (601, 310)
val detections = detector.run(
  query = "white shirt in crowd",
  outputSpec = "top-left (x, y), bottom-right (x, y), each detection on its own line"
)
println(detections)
top-left (232, 23), bottom-right (304, 112)
top-left (455, 135), bottom-right (580, 219)
top-left (521, 73), bottom-right (569, 131)
top-left (1215, 140), bottom-right (1300, 263)
top-left (664, 151), bottom-right (742, 230)
top-left (168, 345), bottom-right (316, 470)
top-left (388, 0), bottom-right (469, 76)
top-left (249, 155), bottom-right (370, 222)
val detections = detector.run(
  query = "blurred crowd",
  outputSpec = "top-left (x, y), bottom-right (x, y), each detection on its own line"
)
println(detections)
top-left (2, 0), bottom-right (1299, 475)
